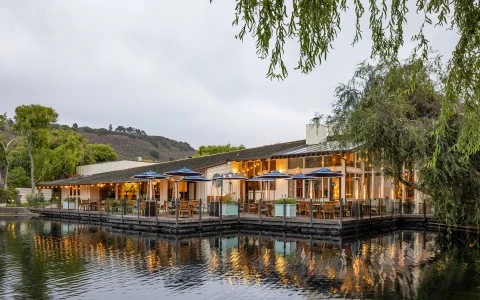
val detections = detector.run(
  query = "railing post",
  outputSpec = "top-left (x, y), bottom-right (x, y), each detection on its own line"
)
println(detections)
top-left (309, 198), bottom-right (313, 226)
top-left (175, 199), bottom-right (179, 227)
top-left (339, 198), bottom-right (343, 230)
top-left (369, 198), bottom-right (372, 219)
top-left (283, 195), bottom-right (286, 226)
top-left (237, 198), bottom-right (240, 221)
top-left (199, 198), bottom-right (202, 227)
top-left (88, 197), bottom-right (91, 223)
top-left (154, 197), bottom-right (158, 226)
top-left (121, 197), bottom-right (124, 222)
top-left (137, 197), bottom-right (140, 222)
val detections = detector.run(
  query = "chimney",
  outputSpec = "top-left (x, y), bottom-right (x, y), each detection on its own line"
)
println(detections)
top-left (306, 123), bottom-right (329, 145)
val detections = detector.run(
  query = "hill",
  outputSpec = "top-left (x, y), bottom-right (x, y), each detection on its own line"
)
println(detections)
top-left (74, 127), bottom-right (195, 162)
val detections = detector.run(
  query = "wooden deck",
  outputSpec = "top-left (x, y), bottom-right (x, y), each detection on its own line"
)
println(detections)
top-left (27, 207), bottom-right (442, 240)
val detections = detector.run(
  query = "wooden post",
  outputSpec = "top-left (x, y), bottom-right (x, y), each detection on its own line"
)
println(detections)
top-left (339, 198), bottom-right (343, 230)
top-left (310, 198), bottom-right (313, 226)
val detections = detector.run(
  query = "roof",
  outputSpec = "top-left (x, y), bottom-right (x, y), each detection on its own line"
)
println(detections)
top-left (271, 141), bottom-right (355, 157)
top-left (39, 140), bottom-right (306, 186)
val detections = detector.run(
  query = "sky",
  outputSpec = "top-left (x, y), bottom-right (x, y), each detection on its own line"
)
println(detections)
top-left (0, 1), bottom-right (459, 149)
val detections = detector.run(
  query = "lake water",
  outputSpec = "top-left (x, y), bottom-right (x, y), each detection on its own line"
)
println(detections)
top-left (0, 219), bottom-right (479, 299)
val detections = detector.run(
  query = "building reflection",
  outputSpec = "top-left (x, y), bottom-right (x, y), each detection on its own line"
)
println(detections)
top-left (9, 220), bottom-right (442, 298)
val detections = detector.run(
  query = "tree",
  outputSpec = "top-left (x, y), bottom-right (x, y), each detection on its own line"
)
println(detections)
top-left (84, 144), bottom-right (118, 164)
top-left (0, 114), bottom-right (18, 189)
top-left (228, 0), bottom-right (480, 158)
top-left (193, 144), bottom-right (246, 157)
top-left (72, 123), bottom-right (78, 129)
top-left (13, 105), bottom-right (58, 194)
top-left (327, 57), bottom-right (480, 226)
top-left (108, 124), bottom-right (113, 131)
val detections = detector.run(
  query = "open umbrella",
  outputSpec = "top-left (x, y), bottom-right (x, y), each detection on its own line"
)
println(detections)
top-left (221, 172), bottom-right (246, 196)
top-left (306, 168), bottom-right (343, 201)
top-left (182, 175), bottom-right (211, 217)
top-left (164, 168), bottom-right (202, 201)
top-left (289, 173), bottom-right (316, 199)
top-left (133, 171), bottom-right (167, 219)
top-left (246, 176), bottom-right (275, 217)
top-left (258, 171), bottom-right (292, 201)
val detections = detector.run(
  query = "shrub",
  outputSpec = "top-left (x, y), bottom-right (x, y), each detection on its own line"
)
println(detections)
top-left (26, 193), bottom-right (46, 207)
top-left (149, 150), bottom-right (160, 159)
top-left (0, 188), bottom-right (20, 206)
top-left (275, 198), bottom-right (296, 204)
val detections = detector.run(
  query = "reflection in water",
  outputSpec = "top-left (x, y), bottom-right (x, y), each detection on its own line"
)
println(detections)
top-left (0, 219), bottom-right (479, 299)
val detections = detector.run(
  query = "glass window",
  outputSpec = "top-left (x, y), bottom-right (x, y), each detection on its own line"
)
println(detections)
top-left (288, 157), bottom-right (303, 169)
top-left (305, 156), bottom-right (321, 168)
top-left (261, 160), bottom-right (269, 171)
top-left (324, 156), bottom-right (331, 167)
top-left (346, 153), bottom-right (355, 167)
top-left (269, 160), bottom-right (276, 171)
top-left (332, 154), bottom-right (342, 166)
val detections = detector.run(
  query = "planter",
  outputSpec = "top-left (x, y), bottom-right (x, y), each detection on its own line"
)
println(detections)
top-left (62, 200), bottom-right (77, 210)
top-left (221, 203), bottom-right (239, 216)
top-left (274, 203), bottom-right (296, 218)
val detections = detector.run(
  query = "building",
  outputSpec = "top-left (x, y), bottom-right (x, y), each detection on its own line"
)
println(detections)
top-left (38, 123), bottom-right (426, 213)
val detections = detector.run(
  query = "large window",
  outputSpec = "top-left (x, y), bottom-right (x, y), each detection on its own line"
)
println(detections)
top-left (305, 156), bottom-right (321, 168)
top-left (324, 156), bottom-right (331, 167)
top-left (332, 154), bottom-right (342, 167)
top-left (269, 160), bottom-right (277, 171)
top-left (346, 153), bottom-right (355, 167)
top-left (288, 157), bottom-right (303, 169)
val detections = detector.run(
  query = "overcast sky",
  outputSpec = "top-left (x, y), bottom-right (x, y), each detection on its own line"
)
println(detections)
top-left (0, 1), bottom-right (459, 149)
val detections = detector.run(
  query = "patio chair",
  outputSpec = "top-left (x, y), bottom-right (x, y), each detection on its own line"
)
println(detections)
top-left (179, 200), bottom-right (192, 218)
top-left (79, 199), bottom-right (89, 211)
top-left (248, 203), bottom-right (259, 214)
top-left (323, 202), bottom-right (336, 219)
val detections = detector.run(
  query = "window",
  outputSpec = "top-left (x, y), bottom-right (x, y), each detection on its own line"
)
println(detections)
top-left (324, 156), bottom-right (331, 167)
top-left (269, 160), bottom-right (277, 171)
top-left (305, 156), bottom-right (321, 168)
top-left (288, 157), bottom-right (303, 169)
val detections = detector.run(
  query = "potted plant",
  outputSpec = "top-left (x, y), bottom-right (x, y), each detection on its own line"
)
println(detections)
top-left (274, 198), bottom-right (297, 218)
top-left (221, 193), bottom-right (238, 216)
top-left (62, 197), bottom-right (77, 209)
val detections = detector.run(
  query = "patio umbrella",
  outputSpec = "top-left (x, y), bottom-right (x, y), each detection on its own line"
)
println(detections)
top-left (305, 168), bottom-right (343, 201)
top-left (221, 172), bottom-right (246, 197)
top-left (289, 173), bottom-right (316, 199)
top-left (258, 171), bottom-right (292, 201)
top-left (246, 176), bottom-right (275, 217)
top-left (164, 168), bottom-right (202, 201)
top-left (133, 171), bottom-right (167, 220)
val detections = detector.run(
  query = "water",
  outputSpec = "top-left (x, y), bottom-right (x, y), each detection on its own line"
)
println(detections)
top-left (0, 219), bottom-right (479, 300)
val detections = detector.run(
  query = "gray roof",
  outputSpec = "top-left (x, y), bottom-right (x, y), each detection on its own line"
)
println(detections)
top-left (39, 140), bottom-right (306, 186)
top-left (271, 141), bottom-right (354, 157)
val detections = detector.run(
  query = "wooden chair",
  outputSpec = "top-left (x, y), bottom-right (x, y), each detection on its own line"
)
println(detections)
top-left (305, 202), bottom-right (319, 218)
top-left (179, 200), bottom-right (192, 218)
top-left (323, 202), bottom-right (336, 219)
top-left (297, 201), bottom-right (307, 216)
top-left (190, 200), bottom-right (200, 214)
top-left (249, 203), bottom-right (259, 214)
top-left (79, 199), bottom-right (89, 211)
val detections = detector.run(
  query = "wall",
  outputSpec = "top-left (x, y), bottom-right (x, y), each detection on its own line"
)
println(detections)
top-left (76, 160), bottom-right (157, 176)
top-left (306, 124), bottom-right (329, 145)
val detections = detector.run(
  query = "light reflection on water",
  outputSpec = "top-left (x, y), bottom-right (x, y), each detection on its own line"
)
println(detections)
top-left (0, 219), bottom-right (479, 299)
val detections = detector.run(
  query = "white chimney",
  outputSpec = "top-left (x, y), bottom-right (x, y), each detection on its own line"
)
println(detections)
top-left (306, 123), bottom-right (329, 145)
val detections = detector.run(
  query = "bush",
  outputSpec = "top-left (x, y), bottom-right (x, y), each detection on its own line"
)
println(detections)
top-left (26, 193), bottom-right (46, 207)
top-left (0, 188), bottom-right (20, 206)
top-left (275, 198), bottom-right (296, 204)
top-left (149, 150), bottom-right (160, 159)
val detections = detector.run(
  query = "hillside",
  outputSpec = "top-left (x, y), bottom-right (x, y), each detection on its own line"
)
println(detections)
top-left (75, 127), bottom-right (195, 162)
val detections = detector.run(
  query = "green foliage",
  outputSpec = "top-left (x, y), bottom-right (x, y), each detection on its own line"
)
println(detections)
top-left (84, 144), bottom-right (118, 164)
top-left (275, 198), bottom-right (296, 204)
top-left (194, 144), bottom-right (246, 157)
top-left (0, 187), bottom-right (19, 205)
top-left (229, 0), bottom-right (480, 165)
top-left (327, 58), bottom-right (480, 227)
top-left (149, 149), bottom-right (160, 159)
top-left (7, 167), bottom-right (30, 187)
top-left (224, 193), bottom-right (236, 203)
top-left (26, 193), bottom-right (45, 207)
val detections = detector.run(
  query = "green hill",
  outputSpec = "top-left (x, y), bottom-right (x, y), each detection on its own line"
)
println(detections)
top-left (74, 126), bottom-right (195, 162)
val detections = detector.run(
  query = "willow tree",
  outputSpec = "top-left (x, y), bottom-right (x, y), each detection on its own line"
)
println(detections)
top-left (227, 0), bottom-right (480, 158)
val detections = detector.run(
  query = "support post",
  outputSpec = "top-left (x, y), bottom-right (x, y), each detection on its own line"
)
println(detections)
top-left (283, 194), bottom-right (286, 226)
top-left (310, 198), bottom-right (313, 226)
top-left (339, 198), bottom-right (343, 230)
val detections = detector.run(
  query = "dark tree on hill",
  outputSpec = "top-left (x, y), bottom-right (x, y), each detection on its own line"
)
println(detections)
top-left (72, 123), bottom-right (78, 129)
top-left (115, 126), bottom-right (125, 133)
top-left (194, 144), bottom-right (246, 157)
top-left (108, 124), bottom-right (113, 131)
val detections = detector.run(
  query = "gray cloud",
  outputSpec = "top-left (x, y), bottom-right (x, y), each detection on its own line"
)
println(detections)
top-left (0, 1), bottom-right (458, 148)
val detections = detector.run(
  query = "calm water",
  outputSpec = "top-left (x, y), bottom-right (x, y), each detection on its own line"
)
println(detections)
top-left (0, 219), bottom-right (479, 300)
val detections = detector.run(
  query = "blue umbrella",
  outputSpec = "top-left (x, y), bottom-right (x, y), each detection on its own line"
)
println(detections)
top-left (164, 168), bottom-right (202, 177)
top-left (246, 176), bottom-right (275, 201)
top-left (133, 171), bottom-right (167, 220)
top-left (289, 173), bottom-right (316, 199)
top-left (306, 168), bottom-right (343, 178)
top-left (258, 171), bottom-right (291, 201)
top-left (164, 168), bottom-right (202, 201)
top-left (182, 175), bottom-right (211, 182)
top-left (306, 168), bottom-right (343, 201)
